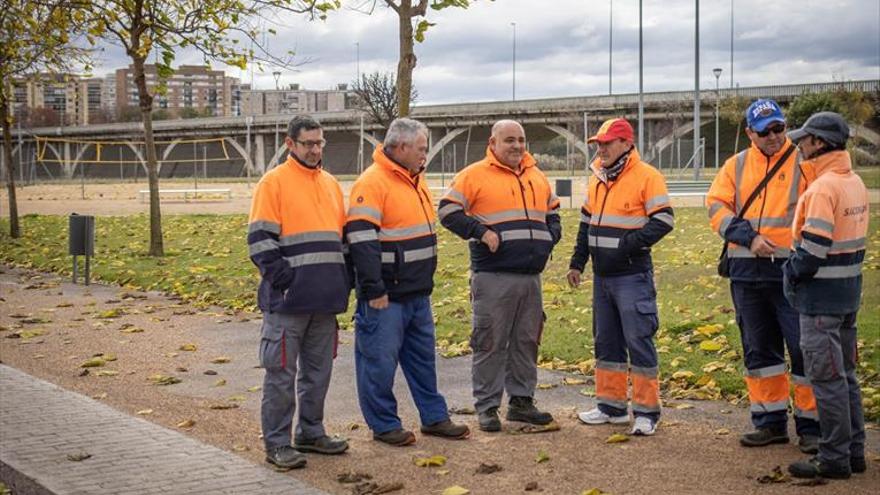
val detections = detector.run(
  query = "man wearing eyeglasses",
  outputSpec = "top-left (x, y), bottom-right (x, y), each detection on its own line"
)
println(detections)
top-left (706, 99), bottom-right (819, 453)
top-left (248, 115), bottom-right (349, 470)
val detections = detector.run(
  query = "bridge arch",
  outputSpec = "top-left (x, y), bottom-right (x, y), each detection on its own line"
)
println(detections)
top-left (544, 124), bottom-right (591, 160)
top-left (222, 137), bottom-right (252, 176)
top-left (426, 127), bottom-right (469, 167)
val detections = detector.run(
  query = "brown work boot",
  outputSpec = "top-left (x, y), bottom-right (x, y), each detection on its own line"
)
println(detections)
top-left (739, 427), bottom-right (789, 447)
top-left (373, 428), bottom-right (416, 446)
top-left (420, 419), bottom-right (470, 439)
top-left (506, 396), bottom-right (554, 425)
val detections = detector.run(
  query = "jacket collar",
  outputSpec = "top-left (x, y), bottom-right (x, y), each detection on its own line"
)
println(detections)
top-left (373, 145), bottom-right (421, 184)
top-left (285, 153), bottom-right (322, 175)
top-left (484, 146), bottom-right (537, 174)
top-left (809, 150), bottom-right (852, 178)
top-left (590, 147), bottom-right (641, 184)
top-left (750, 138), bottom-right (795, 161)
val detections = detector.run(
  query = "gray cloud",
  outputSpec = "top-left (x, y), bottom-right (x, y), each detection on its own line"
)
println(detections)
top-left (86, 0), bottom-right (880, 103)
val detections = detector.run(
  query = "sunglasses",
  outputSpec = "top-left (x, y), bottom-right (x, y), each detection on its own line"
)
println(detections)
top-left (756, 124), bottom-right (786, 138)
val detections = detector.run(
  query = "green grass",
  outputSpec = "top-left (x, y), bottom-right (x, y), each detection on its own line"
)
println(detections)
top-left (2, 208), bottom-right (879, 417)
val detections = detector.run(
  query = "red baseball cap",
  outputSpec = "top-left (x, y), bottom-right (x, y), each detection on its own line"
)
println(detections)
top-left (587, 118), bottom-right (634, 144)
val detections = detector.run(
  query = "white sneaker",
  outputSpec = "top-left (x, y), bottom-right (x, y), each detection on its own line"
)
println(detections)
top-left (577, 407), bottom-right (630, 425)
top-left (630, 416), bottom-right (658, 436)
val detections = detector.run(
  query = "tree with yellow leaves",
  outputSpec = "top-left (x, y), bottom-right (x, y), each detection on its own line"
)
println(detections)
top-left (0, 0), bottom-right (92, 238)
top-left (84, 0), bottom-right (340, 256)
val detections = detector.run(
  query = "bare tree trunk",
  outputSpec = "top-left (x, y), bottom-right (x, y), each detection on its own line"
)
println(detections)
top-left (1, 91), bottom-right (20, 238)
top-left (395, 1), bottom-right (421, 118)
top-left (132, 56), bottom-right (163, 256)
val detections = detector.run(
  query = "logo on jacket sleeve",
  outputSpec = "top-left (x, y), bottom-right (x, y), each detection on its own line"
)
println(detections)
top-left (357, 196), bottom-right (364, 203)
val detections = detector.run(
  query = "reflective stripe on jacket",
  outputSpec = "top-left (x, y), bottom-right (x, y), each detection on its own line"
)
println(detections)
top-left (783, 150), bottom-right (868, 315)
top-left (345, 146), bottom-right (437, 302)
top-left (569, 148), bottom-right (674, 276)
top-left (247, 154), bottom-right (349, 314)
top-left (706, 140), bottom-right (813, 281)
top-left (438, 147), bottom-right (561, 274)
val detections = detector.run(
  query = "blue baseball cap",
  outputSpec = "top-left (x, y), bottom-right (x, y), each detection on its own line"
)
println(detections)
top-left (745, 99), bottom-right (785, 132)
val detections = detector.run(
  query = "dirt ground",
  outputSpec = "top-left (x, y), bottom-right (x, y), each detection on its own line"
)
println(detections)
top-left (1, 266), bottom-right (878, 495)
top-left (0, 179), bottom-right (718, 217)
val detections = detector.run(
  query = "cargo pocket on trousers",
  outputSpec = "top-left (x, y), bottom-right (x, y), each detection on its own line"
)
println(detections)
top-left (635, 299), bottom-right (659, 337)
top-left (470, 315), bottom-right (494, 352)
top-left (354, 302), bottom-right (382, 360)
top-left (259, 318), bottom-right (285, 371)
top-left (802, 320), bottom-right (840, 382)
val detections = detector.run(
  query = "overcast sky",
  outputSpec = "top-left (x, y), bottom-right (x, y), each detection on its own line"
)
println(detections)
top-left (91, 0), bottom-right (880, 104)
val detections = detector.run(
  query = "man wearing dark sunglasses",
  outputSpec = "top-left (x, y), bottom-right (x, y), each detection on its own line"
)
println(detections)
top-left (706, 98), bottom-right (820, 455)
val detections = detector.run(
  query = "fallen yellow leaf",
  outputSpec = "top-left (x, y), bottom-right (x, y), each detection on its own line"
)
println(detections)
top-left (605, 433), bottom-right (629, 444)
top-left (179, 343), bottom-right (198, 352)
top-left (413, 455), bottom-right (447, 467)
top-left (441, 486), bottom-right (470, 495)
top-left (177, 419), bottom-right (195, 429)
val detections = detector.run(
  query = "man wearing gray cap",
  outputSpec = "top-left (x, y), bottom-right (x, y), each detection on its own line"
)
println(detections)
top-left (783, 112), bottom-right (869, 480)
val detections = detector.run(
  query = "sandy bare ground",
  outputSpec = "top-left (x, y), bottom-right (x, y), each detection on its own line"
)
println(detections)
top-left (0, 179), bottom-right (725, 218)
top-left (1, 266), bottom-right (878, 495)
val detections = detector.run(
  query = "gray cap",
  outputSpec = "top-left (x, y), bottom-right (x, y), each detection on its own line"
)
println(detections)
top-left (787, 111), bottom-right (850, 147)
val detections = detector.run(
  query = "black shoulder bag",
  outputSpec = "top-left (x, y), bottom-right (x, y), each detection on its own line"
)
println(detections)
top-left (717, 145), bottom-right (796, 278)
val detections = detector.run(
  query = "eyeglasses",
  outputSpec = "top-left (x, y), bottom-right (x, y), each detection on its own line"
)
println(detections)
top-left (756, 124), bottom-right (786, 138)
top-left (295, 139), bottom-right (326, 149)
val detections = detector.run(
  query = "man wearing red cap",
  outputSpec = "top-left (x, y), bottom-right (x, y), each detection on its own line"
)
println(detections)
top-left (567, 118), bottom-right (674, 436)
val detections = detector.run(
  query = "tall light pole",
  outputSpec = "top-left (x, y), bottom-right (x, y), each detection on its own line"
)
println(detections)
top-left (730, 0), bottom-right (734, 87)
top-left (608, 0), bottom-right (613, 94)
top-left (637, 0), bottom-right (644, 152)
top-left (272, 71), bottom-right (281, 90)
top-left (355, 41), bottom-right (360, 84)
top-left (713, 67), bottom-right (722, 168)
top-left (693, 0), bottom-right (701, 180)
top-left (511, 22), bottom-right (516, 101)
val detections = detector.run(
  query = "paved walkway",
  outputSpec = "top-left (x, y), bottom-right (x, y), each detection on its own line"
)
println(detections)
top-left (0, 365), bottom-right (326, 495)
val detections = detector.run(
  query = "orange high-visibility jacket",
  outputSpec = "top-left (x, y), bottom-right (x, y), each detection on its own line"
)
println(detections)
top-left (247, 154), bottom-right (349, 315)
top-left (438, 147), bottom-right (562, 274)
top-left (345, 146), bottom-right (437, 302)
top-left (784, 150), bottom-right (868, 315)
top-left (706, 139), bottom-right (814, 281)
top-left (570, 148), bottom-right (674, 276)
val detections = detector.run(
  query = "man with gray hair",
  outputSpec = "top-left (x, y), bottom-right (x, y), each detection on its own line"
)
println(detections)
top-left (346, 117), bottom-right (469, 446)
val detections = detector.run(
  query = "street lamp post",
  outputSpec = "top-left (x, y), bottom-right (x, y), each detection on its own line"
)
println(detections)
top-left (272, 71), bottom-right (281, 90)
top-left (713, 67), bottom-right (723, 168)
top-left (693, 0), bottom-right (701, 180)
top-left (637, 0), bottom-right (644, 152)
top-left (608, 0), bottom-right (613, 94)
top-left (511, 22), bottom-right (516, 101)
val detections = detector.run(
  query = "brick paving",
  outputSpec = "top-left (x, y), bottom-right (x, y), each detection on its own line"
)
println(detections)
top-left (0, 364), bottom-right (326, 495)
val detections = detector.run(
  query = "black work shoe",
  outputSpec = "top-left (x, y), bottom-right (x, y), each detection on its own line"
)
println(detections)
top-left (851, 456), bottom-right (866, 474)
top-left (788, 456), bottom-right (851, 479)
top-left (421, 419), bottom-right (470, 439)
top-left (294, 435), bottom-right (349, 455)
top-left (739, 427), bottom-right (789, 447)
top-left (265, 445), bottom-right (307, 469)
top-left (373, 428), bottom-right (416, 446)
top-left (506, 396), bottom-right (554, 425)
top-left (478, 407), bottom-right (502, 432)
top-left (798, 435), bottom-right (819, 454)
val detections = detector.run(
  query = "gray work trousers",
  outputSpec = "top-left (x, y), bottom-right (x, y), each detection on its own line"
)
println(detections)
top-left (259, 312), bottom-right (337, 450)
top-left (470, 272), bottom-right (543, 413)
top-left (799, 312), bottom-right (865, 465)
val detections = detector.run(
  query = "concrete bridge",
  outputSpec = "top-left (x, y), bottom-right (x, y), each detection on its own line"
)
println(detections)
top-left (3, 79), bottom-right (878, 182)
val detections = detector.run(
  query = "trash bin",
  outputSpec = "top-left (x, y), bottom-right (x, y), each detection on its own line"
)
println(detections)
top-left (69, 214), bottom-right (95, 256)
top-left (555, 179), bottom-right (572, 197)
top-left (69, 213), bottom-right (94, 285)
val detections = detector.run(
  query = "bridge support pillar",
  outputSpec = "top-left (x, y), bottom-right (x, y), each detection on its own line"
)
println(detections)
top-left (254, 134), bottom-right (266, 174)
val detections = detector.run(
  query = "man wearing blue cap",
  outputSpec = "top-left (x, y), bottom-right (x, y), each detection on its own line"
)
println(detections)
top-left (706, 99), bottom-right (819, 452)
